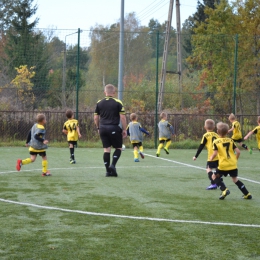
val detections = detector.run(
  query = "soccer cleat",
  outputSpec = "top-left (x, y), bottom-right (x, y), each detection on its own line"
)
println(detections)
top-left (206, 184), bottom-right (217, 190)
top-left (139, 151), bottom-right (144, 159)
top-left (108, 165), bottom-right (118, 177)
top-left (16, 159), bottom-right (22, 171)
top-left (164, 147), bottom-right (169, 154)
top-left (243, 193), bottom-right (252, 199)
top-left (219, 188), bottom-right (230, 200)
top-left (156, 153), bottom-right (160, 157)
top-left (42, 171), bottom-right (51, 177)
top-left (70, 160), bottom-right (76, 164)
top-left (134, 158), bottom-right (140, 162)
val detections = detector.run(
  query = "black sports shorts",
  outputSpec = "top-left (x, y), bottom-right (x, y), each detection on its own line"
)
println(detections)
top-left (132, 142), bottom-right (142, 148)
top-left (30, 151), bottom-right (46, 157)
top-left (206, 160), bottom-right (218, 169)
top-left (99, 125), bottom-right (122, 148)
top-left (68, 141), bottom-right (77, 147)
top-left (159, 138), bottom-right (171, 143)
top-left (216, 168), bottom-right (238, 177)
top-left (232, 138), bottom-right (243, 143)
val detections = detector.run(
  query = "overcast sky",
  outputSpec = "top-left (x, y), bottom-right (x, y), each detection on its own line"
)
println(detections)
top-left (36, 0), bottom-right (197, 30)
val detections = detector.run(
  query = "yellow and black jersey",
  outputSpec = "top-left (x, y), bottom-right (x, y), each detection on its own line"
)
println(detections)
top-left (231, 120), bottom-right (242, 140)
top-left (195, 131), bottom-right (219, 161)
top-left (94, 97), bottom-right (125, 126)
top-left (252, 126), bottom-right (260, 149)
top-left (213, 137), bottom-right (237, 171)
top-left (63, 119), bottom-right (79, 141)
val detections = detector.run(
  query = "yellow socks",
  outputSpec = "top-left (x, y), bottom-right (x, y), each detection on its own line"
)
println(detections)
top-left (42, 160), bottom-right (48, 173)
top-left (22, 158), bottom-right (32, 165)
top-left (139, 146), bottom-right (144, 153)
top-left (165, 140), bottom-right (171, 149)
top-left (157, 143), bottom-right (164, 154)
top-left (134, 150), bottom-right (139, 159)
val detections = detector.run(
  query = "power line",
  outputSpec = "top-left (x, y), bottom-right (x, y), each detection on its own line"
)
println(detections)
top-left (137, 0), bottom-right (167, 20)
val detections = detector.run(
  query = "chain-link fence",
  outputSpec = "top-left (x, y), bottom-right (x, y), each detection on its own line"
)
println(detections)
top-left (0, 27), bottom-right (260, 143)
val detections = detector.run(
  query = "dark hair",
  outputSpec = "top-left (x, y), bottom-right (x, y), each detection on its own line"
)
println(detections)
top-left (66, 109), bottom-right (74, 119)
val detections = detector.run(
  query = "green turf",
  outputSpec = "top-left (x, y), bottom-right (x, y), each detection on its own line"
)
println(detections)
top-left (0, 147), bottom-right (260, 259)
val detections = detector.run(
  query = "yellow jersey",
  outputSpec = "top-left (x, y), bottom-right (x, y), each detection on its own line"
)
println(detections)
top-left (213, 137), bottom-right (237, 171)
top-left (63, 119), bottom-right (79, 141)
top-left (231, 120), bottom-right (242, 140)
top-left (201, 131), bottom-right (219, 161)
top-left (252, 126), bottom-right (260, 149)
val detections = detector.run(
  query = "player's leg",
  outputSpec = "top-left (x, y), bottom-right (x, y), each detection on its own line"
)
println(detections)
top-left (139, 142), bottom-right (144, 159)
top-left (206, 161), bottom-right (218, 190)
top-left (212, 170), bottom-right (230, 200)
top-left (16, 153), bottom-right (36, 171)
top-left (41, 152), bottom-right (51, 176)
top-left (237, 139), bottom-right (248, 150)
top-left (69, 142), bottom-right (75, 163)
top-left (133, 143), bottom-right (139, 162)
top-left (164, 139), bottom-right (171, 154)
top-left (157, 140), bottom-right (165, 157)
top-left (231, 171), bottom-right (252, 199)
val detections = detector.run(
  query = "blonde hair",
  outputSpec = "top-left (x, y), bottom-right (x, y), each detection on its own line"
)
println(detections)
top-left (204, 119), bottom-right (215, 131)
top-left (160, 112), bottom-right (167, 119)
top-left (104, 84), bottom-right (116, 95)
top-left (130, 113), bottom-right (137, 121)
top-left (37, 114), bottom-right (46, 123)
top-left (216, 122), bottom-right (229, 136)
top-left (228, 113), bottom-right (236, 121)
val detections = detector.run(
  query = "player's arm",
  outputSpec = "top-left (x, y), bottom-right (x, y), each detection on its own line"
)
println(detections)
top-left (244, 130), bottom-right (254, 140)
top-left (233, 143), bottom-right (240, 159)
top-left (193, 137), bottom-right (207, 160)
top-left (126, 125), bottom-right (130, 136)
top-left (139, 126), bottom-right (149, 135)
top-left (35, 130), bottom-right (48, 144)
top-left (167, 123), bottom-right (175, 135)
top-left (94, 114), bottom-right (100, 130)
top-left (77, 126), bottom-right (82, 138)
top-left (228, 125), bottom-right (234, 133)
top-left (209, 142), bottom-right (218, 161)
top-left (120, 114), bottom-right (127, 138)
top-left (26, 130), bottom-right (31, 146)
top-left (62, 125), bottom-right (68, 135)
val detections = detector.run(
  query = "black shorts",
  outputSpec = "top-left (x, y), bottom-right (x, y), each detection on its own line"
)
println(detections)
top-left (216, 168), bottom-right (238, 177)
top-left (99, 125), bottom-right (122, 148)
top-left (159, 139), bottom-right (171, 144)
top-left (232, 138), bottom-right (243, 143)
top-left (132, 142), bottom-right (142, 148)
top-left (206, 160), bottom-right (218, 169)
top-left (30, 151), bottom-right (46, 157)
top-left (68, 141), bottom-right (77, 147)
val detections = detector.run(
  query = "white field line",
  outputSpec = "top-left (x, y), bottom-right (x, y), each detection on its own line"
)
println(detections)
top-left (0, 165), bottom-right (185, 175)
top-left (144, 153), bottom-right (260, 185)
top-left (0, 198), bottom-right (259, 228)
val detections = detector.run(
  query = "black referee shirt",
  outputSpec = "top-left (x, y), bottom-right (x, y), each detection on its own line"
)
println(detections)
top-left (94, 97), bottom-right (125, 126)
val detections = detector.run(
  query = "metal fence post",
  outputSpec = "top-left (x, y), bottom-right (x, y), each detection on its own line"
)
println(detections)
top-left (233, 34), bottom-right (238, 114)
top-left (76, 28), bottom-right (81, 120)
top-left (155, 31), bottom-right (159, 148)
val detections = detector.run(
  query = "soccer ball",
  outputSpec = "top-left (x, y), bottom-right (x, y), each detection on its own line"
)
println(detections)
top-left (122, 144), bottom-right (125, 151)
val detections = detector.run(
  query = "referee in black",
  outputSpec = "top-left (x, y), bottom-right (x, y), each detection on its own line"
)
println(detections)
top-left (94, 84), bottom-right (127, 177)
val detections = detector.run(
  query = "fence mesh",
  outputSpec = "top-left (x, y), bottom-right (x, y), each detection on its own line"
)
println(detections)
top-left (0, 27), bottom-right (260, 142)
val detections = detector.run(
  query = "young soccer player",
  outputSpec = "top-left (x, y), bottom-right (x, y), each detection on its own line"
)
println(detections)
top-left (209, 122), bottom-right (252, 200)
top-left (16, 114), bottom-right (51, 176)
top-left (244, 116), bottom-right (260, 151)
top-left (62, 109), bottom-right (81, 164)
top-left (193, 119), bottom-right (219, 190)
top-left (127, 113), bottom-right (149, 162)
top-left (228, 113), bottom-right (248, 150)
top-left (156, 112), bottom-right (174, 157)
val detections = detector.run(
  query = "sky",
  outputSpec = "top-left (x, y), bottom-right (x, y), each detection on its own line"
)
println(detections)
top-left (36, 0), bottom-right (198, 30)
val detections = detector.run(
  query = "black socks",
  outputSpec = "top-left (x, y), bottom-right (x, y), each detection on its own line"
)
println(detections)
top-left (103, 152), bottom-right (110, 172)
top-left (70, 147), bottom-right (75, 160)
top-left (235, 180), bottom-right (249, 195)
top-left (112, 149), bottom-right (121, 166)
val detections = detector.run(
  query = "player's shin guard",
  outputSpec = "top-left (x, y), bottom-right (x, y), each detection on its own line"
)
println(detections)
top-left (157, 143), bottom-right (163, 154)
top-left (133, 150), bottom-right (139, 159)
top-left (22, 158), bottom-right (32, 165)
top-left (242, 144), bottom-right (248, 150)
top-left (42, 160), bottom-right (48, 173)
top-left (214, 177), bottom-right (226, 191)
top-left (208, 171), bottom-right (215, 185)
top-left (103, 152), bottom-right (110, 172)
top-left (112, 149), bottom-right (121, 166)
top-left (70, 147), bottom-right (75, 160)
top-left (235, 180), bottom-right (249, 195)
top-left (139, 146), bottom-right (144, 152)
top-left (165, 140), bottom-right (171, 149)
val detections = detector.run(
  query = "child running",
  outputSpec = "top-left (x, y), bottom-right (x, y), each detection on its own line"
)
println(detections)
top-left (16, 113), bottom-right (51, 176)
top-left (193, 119), bottom-right (219, 190)
top-left (156, 112), bottom-right (175, 157)
top-left (127, 113), bottom-right (149, 162)
top-left (244, 116), bottom-right (260, 152)
top-left (62, 109), bottom-right (81, 164)
top-left (209, 122), bottom-right (252, 200)
top-left (228, 113), bottom-right (249, 151)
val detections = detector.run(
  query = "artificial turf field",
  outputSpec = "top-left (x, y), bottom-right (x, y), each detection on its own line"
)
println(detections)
top-left (0, 147), bottom-right (260, 260)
